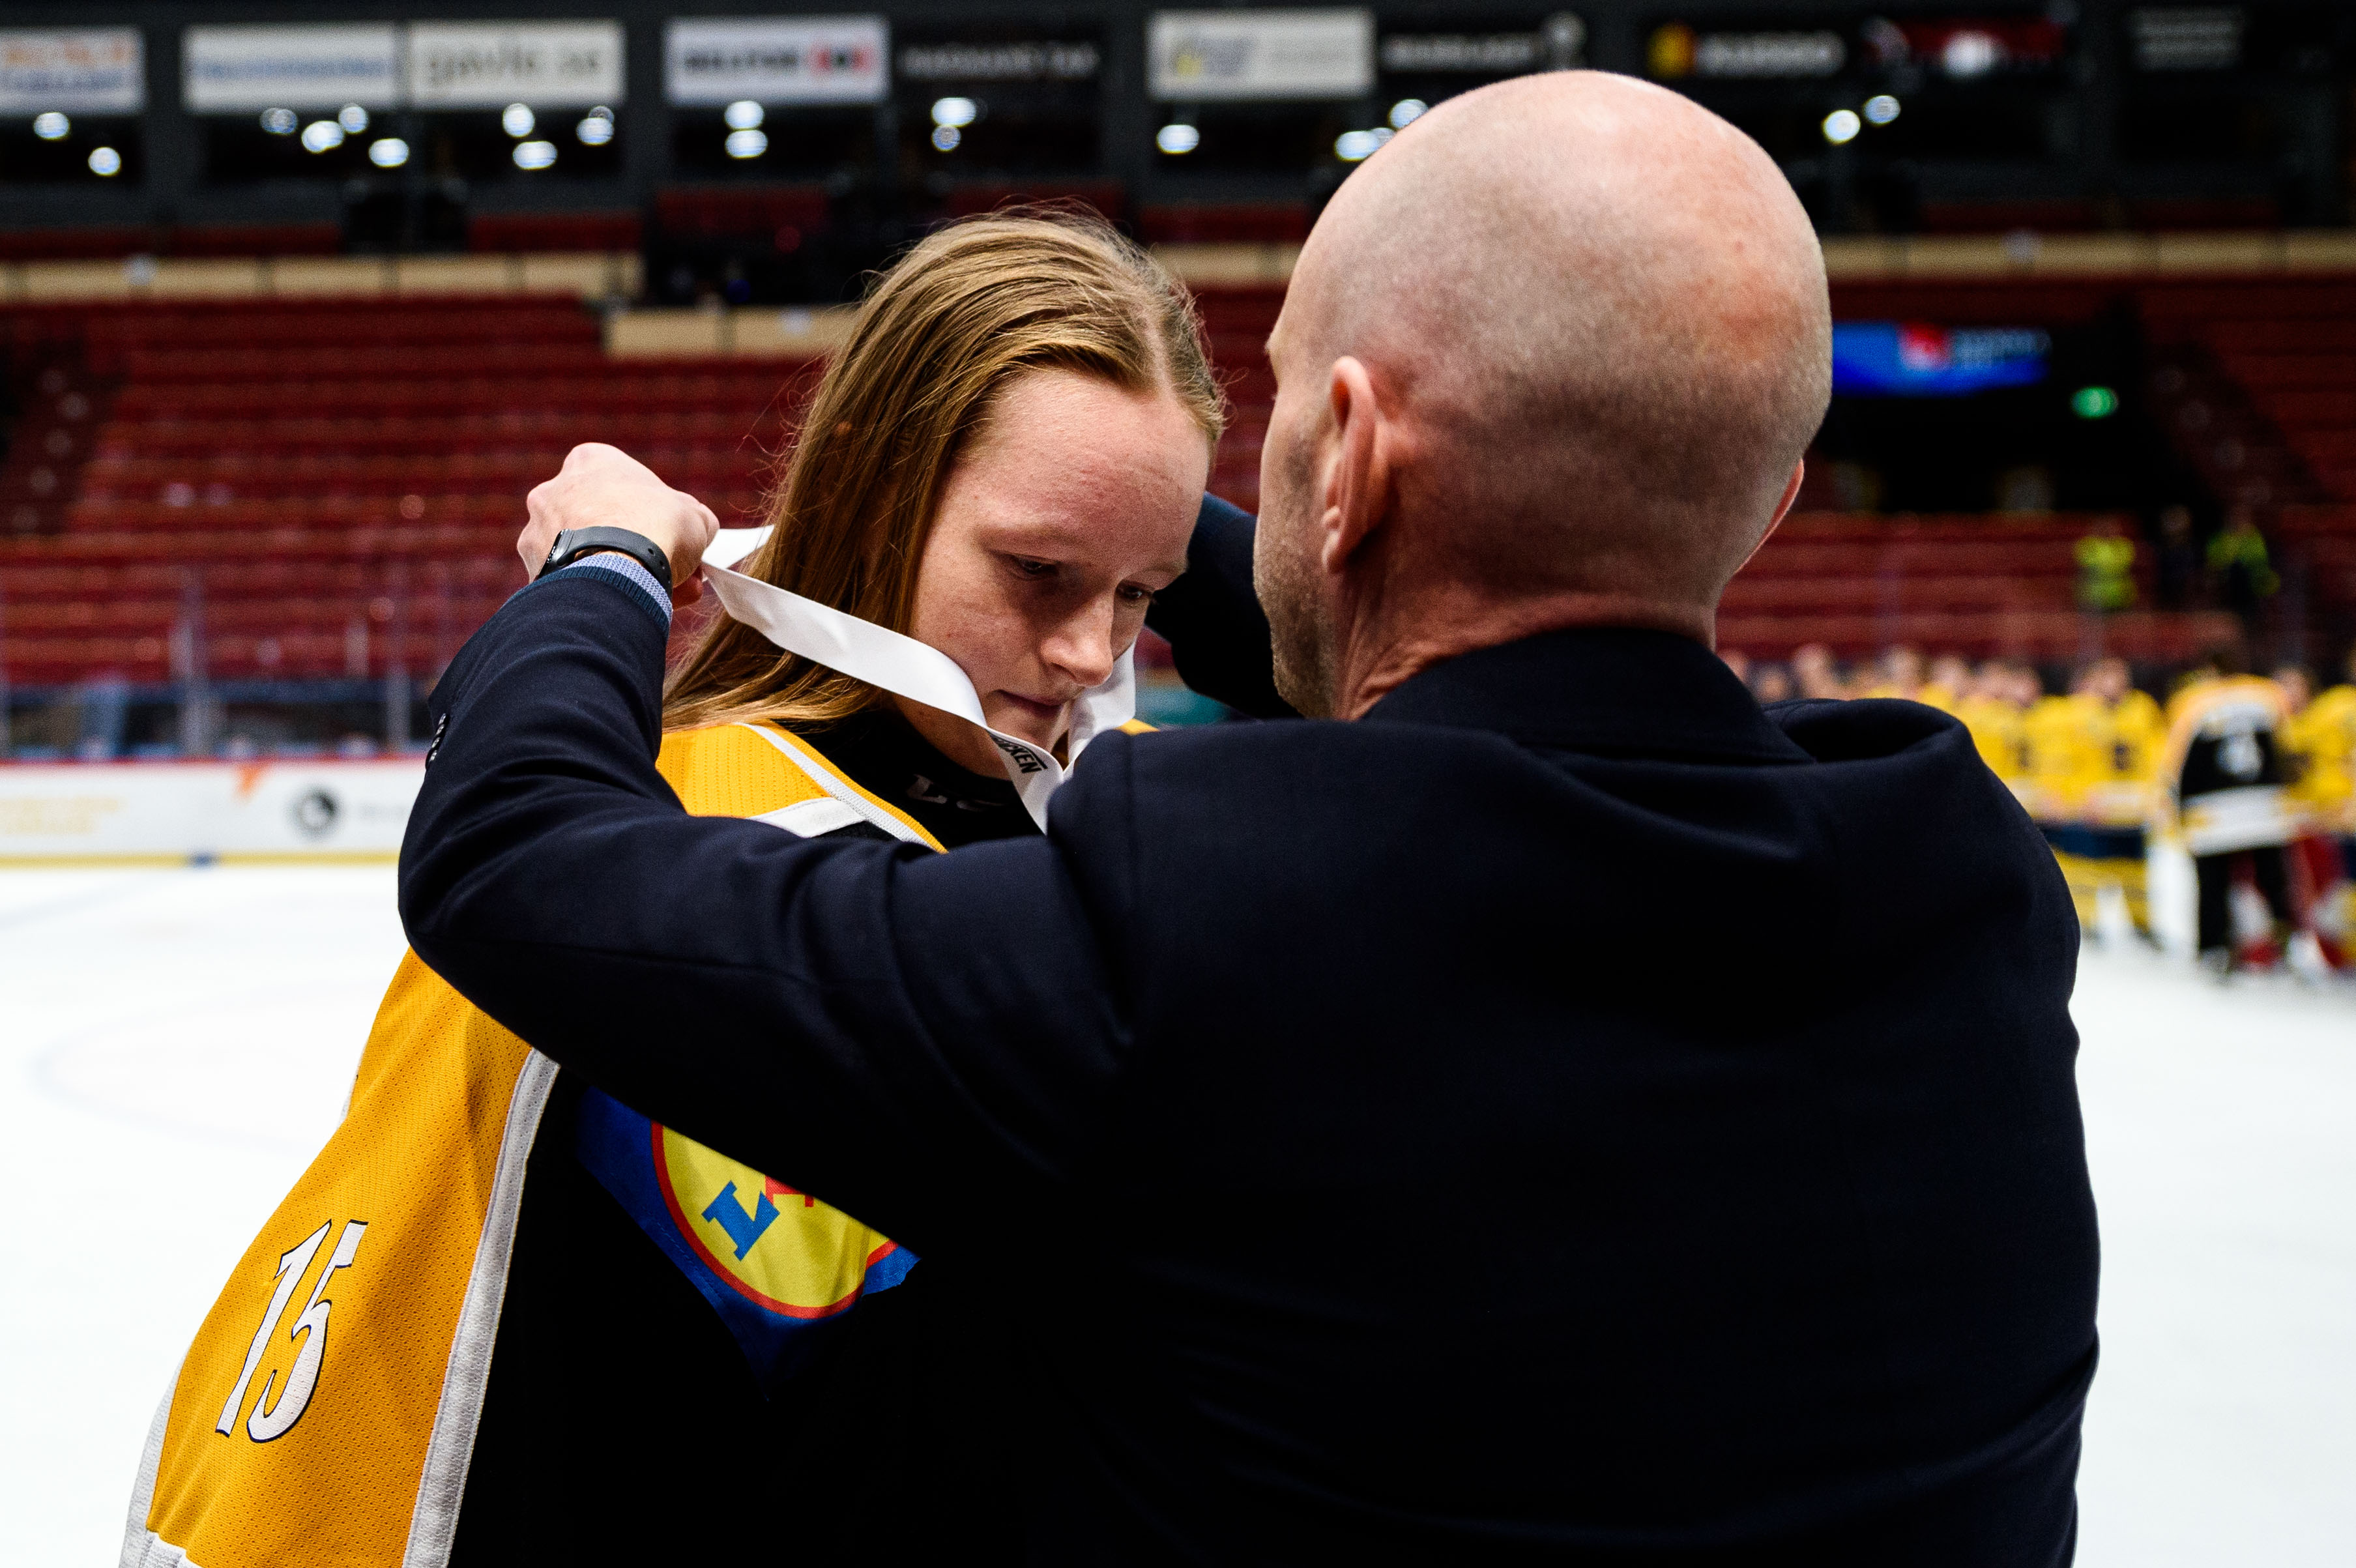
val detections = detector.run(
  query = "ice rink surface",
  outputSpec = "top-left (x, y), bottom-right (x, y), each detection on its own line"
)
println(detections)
top-left (3, 865), bottom-right (2350, 1564)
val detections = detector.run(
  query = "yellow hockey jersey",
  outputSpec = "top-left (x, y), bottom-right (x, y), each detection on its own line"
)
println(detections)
top-left (123, 721), bottom-right (941, 1568)
top-left (2284, 684), bottom-right (2356, 829)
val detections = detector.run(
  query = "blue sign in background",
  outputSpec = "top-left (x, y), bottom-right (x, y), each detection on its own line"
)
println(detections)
top-left (1833, 321), bottom-right (2052, 396)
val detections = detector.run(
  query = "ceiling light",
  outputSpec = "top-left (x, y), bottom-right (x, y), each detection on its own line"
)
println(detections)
top-left (300, 121), bottom-right (345, 153)
top-left (512, 139), bottom-right (556, 170)
top-left (337, 104), bottom-right (370, 134)
top-left (1389, 98), bottom-right (1426, 130)
top-left (1821, 108), bottom-right (1862, 145)
top-left (930, 96), bottom-right (978, 129)
top-left (929, 124), bottom-right (961, 152)
top-left (259, 108), bottom-right (296, 135)
top-left (1942, 31), bottom-right (2000, 76)
top-left (1156, 123), bottom-right (1199, 154)
top-left (88, 145), bottom-right (121, 176)
top-left (723, 100), bottom-right (763, 130)
top-left (724, 128), bottom-right (766, 160)
top-left (368, 138), bottom-right (409, 168)
top-left (1863, 94), bottom-right (1900, 125)
top-left (33, 112), bottom-right (68, 141)
top-left (501, 103), bottom-right (535, 138)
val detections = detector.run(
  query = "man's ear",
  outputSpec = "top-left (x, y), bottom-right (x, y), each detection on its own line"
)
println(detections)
top-left (1734, 458), bottom-right (1807, 576)
top-left (1318, 356), bottom-right (1395, 578)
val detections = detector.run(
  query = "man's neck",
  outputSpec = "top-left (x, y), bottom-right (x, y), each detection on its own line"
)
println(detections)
top-left (1333, 588), bottom-right (1715, 721)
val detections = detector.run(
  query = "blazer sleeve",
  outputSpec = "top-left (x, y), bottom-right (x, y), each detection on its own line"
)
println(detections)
top-left (1146, 493), bottom-right (1298, 719)
top-left (398, 570), bottom-right (1131, 1258)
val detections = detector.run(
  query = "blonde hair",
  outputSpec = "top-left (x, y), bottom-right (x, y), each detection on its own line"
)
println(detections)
top-left (662, 209), bottom-right (1225, 733)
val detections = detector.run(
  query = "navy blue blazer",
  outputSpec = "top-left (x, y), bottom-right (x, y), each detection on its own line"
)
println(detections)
top-left (401, 517), bottom-right (2097, 1565)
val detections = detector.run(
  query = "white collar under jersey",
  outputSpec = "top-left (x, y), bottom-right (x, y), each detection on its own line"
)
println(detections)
top-left (700, 527), bottom-right (1136, 831)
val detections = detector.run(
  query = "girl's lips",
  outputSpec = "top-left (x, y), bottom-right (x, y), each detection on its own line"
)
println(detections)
top-left (995, 692), bottom-right (1069, 725)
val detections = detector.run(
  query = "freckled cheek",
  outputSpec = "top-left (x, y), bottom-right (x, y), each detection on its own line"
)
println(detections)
top-left (912, 580), bottom-right (1045, 694)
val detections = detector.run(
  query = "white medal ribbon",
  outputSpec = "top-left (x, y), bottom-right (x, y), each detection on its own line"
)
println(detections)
top-left (699, 527), bottom-right (1133, 830)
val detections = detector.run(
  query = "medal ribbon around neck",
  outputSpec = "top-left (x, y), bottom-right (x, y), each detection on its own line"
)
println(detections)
top-left (699, 527), bottom-right (1135, 830)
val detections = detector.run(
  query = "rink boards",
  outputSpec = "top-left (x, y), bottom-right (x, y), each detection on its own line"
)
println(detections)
top-left (0, 761), bottom-right (422, 865)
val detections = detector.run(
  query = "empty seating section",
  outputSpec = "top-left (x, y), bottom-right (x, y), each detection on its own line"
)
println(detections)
top-left (1724, 514), bottom-right (2241, 660)
top-left (1191, 286), bottom-right (2240, 661)
top-left (2141, 280), bottom-right (2356, 618)
top-left (2143, 280), bottom-right (2356, 502)
top-left (3, 272), bottom-right (2344, 693)
top-left (1, 295), bottom-right (806, 689)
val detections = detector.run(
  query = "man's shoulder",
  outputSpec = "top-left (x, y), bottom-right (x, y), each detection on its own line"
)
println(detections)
top-left (1763, 693), bottom-right (1974, 764)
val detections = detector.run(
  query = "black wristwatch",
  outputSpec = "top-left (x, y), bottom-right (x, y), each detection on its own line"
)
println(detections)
top-left (537, 527), bottom-right (674, 593)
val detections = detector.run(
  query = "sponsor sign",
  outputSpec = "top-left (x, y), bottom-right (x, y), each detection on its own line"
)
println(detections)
top-left (0, 29), bottom-right (143, 114)
top-left (1150, 9), bottom-right (1373, 100)
top-left (1380, 16), bottom-right (1584, 75)
top-left (898, 40), bottom-right (1100, 82)
top-left (183, 25), bottom-right (400, 111)
top-left (0, 760), bottom-right (423, 863)
top-left (2130, 8), bottom-right (2241, 71)
top-left (408, 20), bottom-right (624, 108)
top-left (1832, 323), bottom-right (2051, 397)
top-left (1650, 25), bottom-right (1846, 79)
top-left (667, 17), bottom-right (887, 105)
top-left (1381, 33), bottom-right (1541, 73)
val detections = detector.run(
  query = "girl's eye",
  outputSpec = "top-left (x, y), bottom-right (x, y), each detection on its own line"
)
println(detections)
top-left (1010, 557), bottom-right (1056, 579)
top-left (1118, 584), bottom-right (1156, 605)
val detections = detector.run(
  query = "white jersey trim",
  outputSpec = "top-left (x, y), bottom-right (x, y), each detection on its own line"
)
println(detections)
top-left (119, 1351), bottom-right (191, 1568)
top-left (736, 723), bottom-right (931, 846)
top-left (400, 1049), bottom-right (559, 1568)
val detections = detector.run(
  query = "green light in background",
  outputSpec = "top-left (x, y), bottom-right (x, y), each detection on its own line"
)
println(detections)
top-left (2072, 385), bottom-right (2119, 419)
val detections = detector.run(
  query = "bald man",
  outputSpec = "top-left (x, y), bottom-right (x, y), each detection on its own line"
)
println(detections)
top-left (402, 74), bottom-right (2096, 1565)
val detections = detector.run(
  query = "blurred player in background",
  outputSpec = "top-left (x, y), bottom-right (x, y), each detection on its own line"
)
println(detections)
top-left (1749, 660), bottom-right (1795, 703)
top-left (1956, 659), bottom-right (2029, 785)
top-left (1859, 643), bottom-right (1925, 701)
top-left (2037, 658), bottom-right (2162, 945)
top-left (1790, 640), bottom-right (1846, 699)
top-left (1920, 653), bottom-right (1971, 713)
top-left (2278, 651), bottom-right (2356, 965)
top-left (2160, 652), bottom-right (2299, 975)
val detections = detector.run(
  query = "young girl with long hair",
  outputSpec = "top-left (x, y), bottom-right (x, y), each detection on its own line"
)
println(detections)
top-left (126, 212), bottom-right (1226, 1568)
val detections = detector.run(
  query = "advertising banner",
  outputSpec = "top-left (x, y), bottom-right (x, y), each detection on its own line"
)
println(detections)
top-left (0, 761), bottom-right (424, 864)
top-left (183, 25), bottom-right (400, 112)
top-left (0, 29), bottom-right (143, 114)
top-left (1831, 323), bottom-right (2051, 396)
top-left (408, 20), bottom-right (625, 108)
top-left (1150, 9), bottom-right (1373, 100)
top-left (899, 40), bottom-right (1100, 83)
top-left (667, 17), bottom-right (888, 105)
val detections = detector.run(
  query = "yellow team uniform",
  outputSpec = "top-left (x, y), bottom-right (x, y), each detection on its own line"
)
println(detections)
top-left (125, 721), bottom-right (945, 1568)
top-left (1955, 695), bottom-right (2027, 787)
top-left (2024, 693), bottom-right (2100, 823)
top-left (2039, 691), bottom-right (2161, 936)
top-left (2284, 684), bottom-right (2356, 832)
top-left (2283, 682), bottom-right (2356, 950)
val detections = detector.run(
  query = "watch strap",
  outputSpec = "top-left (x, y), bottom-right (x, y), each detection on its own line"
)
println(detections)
top-left (540, 526), bottom-right (673, 592)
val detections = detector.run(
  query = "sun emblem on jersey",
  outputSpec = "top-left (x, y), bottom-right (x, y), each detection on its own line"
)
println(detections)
top-left (650, 1124), bottom-right (900, 1317)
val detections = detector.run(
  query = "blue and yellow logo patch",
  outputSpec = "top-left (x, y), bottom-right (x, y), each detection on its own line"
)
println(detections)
top-left (575, 1087), bottom-right (916, 1391)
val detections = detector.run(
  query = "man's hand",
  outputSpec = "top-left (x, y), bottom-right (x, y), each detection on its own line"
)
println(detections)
top-left (521, 444), bottom-right (722, 608)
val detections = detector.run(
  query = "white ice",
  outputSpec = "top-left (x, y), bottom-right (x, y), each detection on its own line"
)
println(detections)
top-left (0, 866), bottom-right (2349, 1564)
